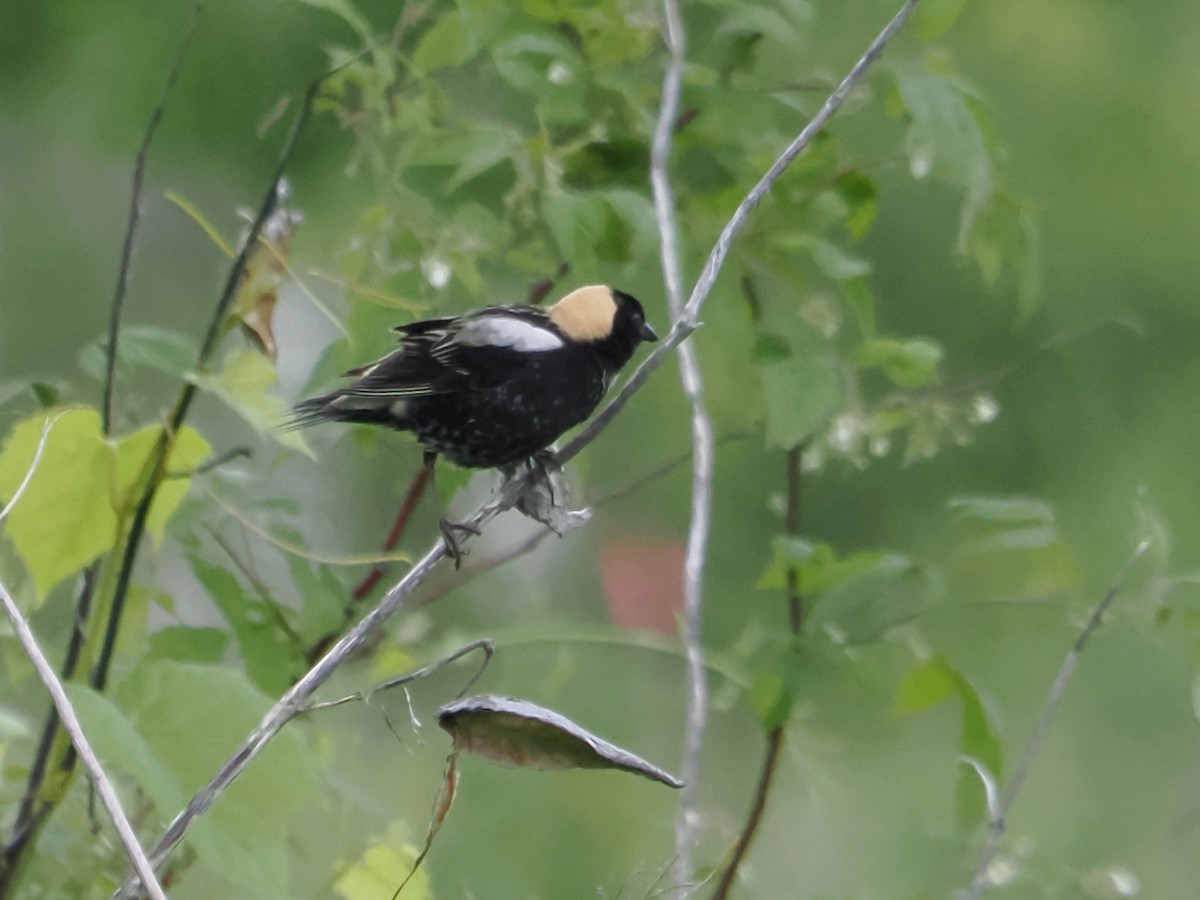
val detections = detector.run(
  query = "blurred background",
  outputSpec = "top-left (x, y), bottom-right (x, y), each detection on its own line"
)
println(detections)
top-left (1, 0), bottom-right (1199, 897)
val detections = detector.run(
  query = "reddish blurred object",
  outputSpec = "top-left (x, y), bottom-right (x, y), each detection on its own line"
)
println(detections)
top-left (599, 538), bottom-right (685, 635)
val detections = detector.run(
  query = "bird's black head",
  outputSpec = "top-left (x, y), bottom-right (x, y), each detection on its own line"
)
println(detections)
top-left (612, 288), bottom-right (657, 343)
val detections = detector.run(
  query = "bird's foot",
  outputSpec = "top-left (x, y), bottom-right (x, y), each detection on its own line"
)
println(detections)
top-left (439, 517), bottom-right (480, 570)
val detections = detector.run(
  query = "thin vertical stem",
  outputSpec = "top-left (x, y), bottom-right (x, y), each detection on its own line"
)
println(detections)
top-left (711, 446), bottom-right (804, 900)
top-left (102, 4), bottom-right (202, 434)
top-left (649, 0), bottom-right (716, 887)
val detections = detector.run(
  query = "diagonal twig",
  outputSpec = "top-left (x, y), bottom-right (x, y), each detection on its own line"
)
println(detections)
top-left (0, 579), bottom-right (166, 900)
top-left (562, 0), bottom-right (924, 463)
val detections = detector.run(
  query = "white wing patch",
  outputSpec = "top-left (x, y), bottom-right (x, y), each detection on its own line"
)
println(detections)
top-left (453, 315), bottom-right (565, 352)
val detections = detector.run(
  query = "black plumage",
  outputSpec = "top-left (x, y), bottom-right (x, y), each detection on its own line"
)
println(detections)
top-left (291, 285), bottom-right (657, 468)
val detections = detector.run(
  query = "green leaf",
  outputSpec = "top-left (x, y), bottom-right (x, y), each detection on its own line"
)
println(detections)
top-left (113, 422), bottom-right (211, 544)
top-left (603, 189), bottom-right (659, 256)
top-left (563, 139), bottom-right (651, 191)
top-left (856, 338), bottom-right (943, 388)
top-left (122, 324), bottom-right (199, 376)
top-left (964, 192), bottom-right (1042, 319)
top-left (541, 190), bottom-right (631, 270)
top-left (446, 127), bottom-right (523, 191)
top-left (0, 409), bottom-right (113, 596)
top-left (493, 32), bottom-right (587, 123)
top-left (292, 0), bottom-right (374, 39)
top-left (189, 553), bottom-right (301, 694)
top-left (542, 190), bottom-right (589, 266)
top-left (0, 706), bottom-right (31, 740)
top-left (948, 495), bottom-right (1054, 525)
top-left (0, 409), bottom-right (208, 596)
top-left (493, 32), bottom-right (578, 94)
top-left (747, 640), bottom-right (805, 730)
top-left (65, 683), bottom-right (187, 818)
top-left (78, 325), bottom-right (199, 381)
top-left (894, 656), bottom-right (957, 714)
top-left (893, 655), bottom-right (1002, 829)
top-left (891, 67), bottom-right (993, 241)
top-left (759, 356), bottom-right (842, 449)
top-left (757, 538), bottom-right (889, 595)
top-left (287, 556), bottom-right (348, 644)
top-left (31, 383), bottom-right (59, 407)
top-left (434, 458), bottom-right (473, 506)
top-left (841, 277), bottom-right (876, 339)
top-left (813, 554), bottom-right (939, 645)
top-left (146, 626), bottom-right (230, 664)
top-left (943, 495), bottom-right (1079, 601)
top-left (335, 834), bottom-right (431, 900)
top-left (810, 239), bottom-right (872, 281)
top-left (716, 3), bottom-right (803, 49)
top-left (115, 661), bottom-right (321, 895)
top-left (834, 170), bottom-right (878, 239)
top-left (753, 334), bottom-right (792, 364)
top-left (411, 9), bottom-right (477, 75)
top-left (913, 0), bottom-right (969, 41)
top-left (748, 667), bottom-right (791, 731)
top-left (193, 349), bottom-right (311, 455)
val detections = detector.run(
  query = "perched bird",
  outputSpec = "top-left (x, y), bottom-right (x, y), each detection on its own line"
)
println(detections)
top-left (291, 285), bottom-right (658, 469)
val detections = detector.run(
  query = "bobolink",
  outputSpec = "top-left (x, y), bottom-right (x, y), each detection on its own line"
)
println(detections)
top-left (291, 285), bottom-right (657, 468)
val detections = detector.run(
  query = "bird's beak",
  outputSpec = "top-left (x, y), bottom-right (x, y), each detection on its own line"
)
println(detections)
top-left (640, 322), bottom-right (659, 342)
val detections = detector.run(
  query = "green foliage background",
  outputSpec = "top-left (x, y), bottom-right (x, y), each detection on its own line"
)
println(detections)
top-left (1, 0), bottom-right (1199, 897)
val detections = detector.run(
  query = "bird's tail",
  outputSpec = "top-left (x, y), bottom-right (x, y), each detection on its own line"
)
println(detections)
top-left (281, 394), bottom-right (338, 432)
top-left (282, 391), bottom-right (407, 432)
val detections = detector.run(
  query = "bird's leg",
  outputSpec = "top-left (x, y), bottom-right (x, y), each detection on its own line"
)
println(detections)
top-left (425, 451), bottom-right (481, 569)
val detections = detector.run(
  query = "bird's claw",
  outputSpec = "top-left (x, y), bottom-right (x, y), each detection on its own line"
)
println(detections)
top-left (439, 517), bottom-right (480, 569)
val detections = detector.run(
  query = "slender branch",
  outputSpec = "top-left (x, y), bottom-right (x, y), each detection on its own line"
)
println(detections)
top-left (712, 731), bottom-right (785, 900)
top-left (651, 0), bottom-right (686, 317)
top-left (648, 0), bottom-right (713, 888)
top-left (682, 0), bottom-right (919, 325)
top-left (962, 539), bottom-right (1150, 899)
top-left (0, 576), bottom-right (166, 900)
top-left (712, 446), bottom-right (805, 900)
top-left (102, 3), bottom-right (203, 435)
